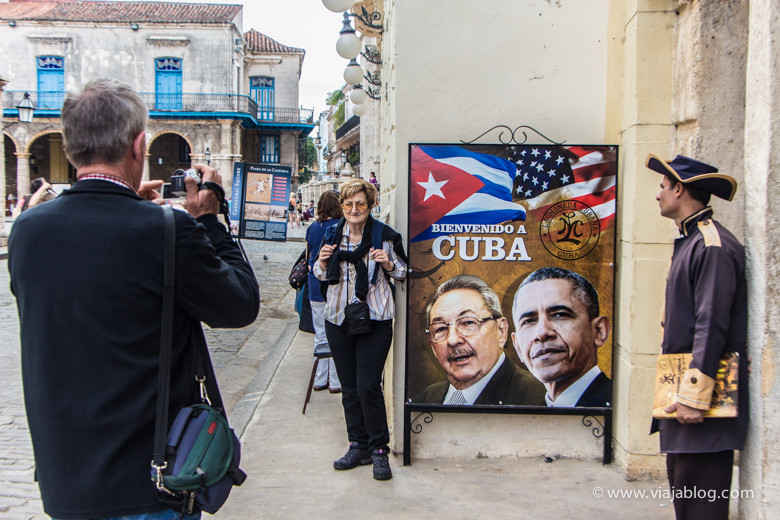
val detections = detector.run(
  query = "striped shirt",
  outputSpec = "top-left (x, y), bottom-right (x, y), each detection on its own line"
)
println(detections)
top-left (78, 173), bottom-right (135, 192)
top-left (312, 223), bottom-right (407, 326)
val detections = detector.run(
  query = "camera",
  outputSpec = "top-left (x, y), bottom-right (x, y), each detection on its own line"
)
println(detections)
top-left (170, 168), bottom-right (202, 197)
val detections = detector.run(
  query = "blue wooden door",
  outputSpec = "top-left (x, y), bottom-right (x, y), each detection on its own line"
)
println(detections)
top-left (250, 77), bottom-right (274, 120)
top-left (37, 57), bottom-right (64, 109)
top-left (155, 58), bottom-right (182, 110)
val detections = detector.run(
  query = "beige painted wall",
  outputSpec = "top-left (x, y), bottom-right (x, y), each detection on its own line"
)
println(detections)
top-left (382, 0), bottom-right (614, 461)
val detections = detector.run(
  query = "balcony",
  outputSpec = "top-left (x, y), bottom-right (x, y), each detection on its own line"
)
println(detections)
top-left (335, 115), bottom-right (360, 141)
top-left (2, 90), bottom-right (315, 130)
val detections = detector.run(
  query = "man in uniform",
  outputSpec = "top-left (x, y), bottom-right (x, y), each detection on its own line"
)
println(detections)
top-left (646, 153), bottom-right (748, 519)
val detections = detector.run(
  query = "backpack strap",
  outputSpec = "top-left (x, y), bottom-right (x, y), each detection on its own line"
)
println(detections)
top-left (370, 219), bottom-right (385, 285)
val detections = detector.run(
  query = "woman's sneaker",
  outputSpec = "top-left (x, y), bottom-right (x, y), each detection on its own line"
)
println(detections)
top-left (371, 448), bottom-right (392, 480)
top-left (333, 443), bottom-right (371, 470)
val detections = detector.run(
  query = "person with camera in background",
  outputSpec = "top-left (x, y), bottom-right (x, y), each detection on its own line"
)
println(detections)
top-left (8, 78), bottom-right (260, 520)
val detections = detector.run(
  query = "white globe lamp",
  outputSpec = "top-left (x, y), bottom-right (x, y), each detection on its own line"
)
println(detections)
top-left (350, 85), bottom-right (368, 105)
top-left (343, 59), bottom-right (363, 86)
top-left (322, 0), bottom-right (355, 13)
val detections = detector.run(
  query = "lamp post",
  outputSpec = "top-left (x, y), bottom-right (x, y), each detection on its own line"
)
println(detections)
top-left (2, 89), bottom-right (36, 236)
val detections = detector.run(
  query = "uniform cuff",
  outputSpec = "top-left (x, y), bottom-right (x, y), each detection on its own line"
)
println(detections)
top-left (676, 368), bottom-right (715, 411)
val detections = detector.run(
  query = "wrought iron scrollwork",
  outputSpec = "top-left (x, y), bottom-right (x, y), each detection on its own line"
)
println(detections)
top-left (365, 85), bottom-right (381, 100)
top-left (582, 415), bottom-right (605, 439)
top-left (460, 125), bottom-right (566, 146)
top-left (410, 412), bottom-right (434, 434)
top-left (361, 45), bottom-right (382, 65)
top-left (349, 7), bottom-right (383, 31)
top-left (364, 70), bottom-right (381, 86)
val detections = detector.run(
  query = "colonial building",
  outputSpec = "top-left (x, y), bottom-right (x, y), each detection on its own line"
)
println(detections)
top-left (0, 0), bottom-right (313, 208)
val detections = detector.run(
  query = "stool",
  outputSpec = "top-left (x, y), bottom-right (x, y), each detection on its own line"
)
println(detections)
top-left (302, 344), bottom-right (332, 414)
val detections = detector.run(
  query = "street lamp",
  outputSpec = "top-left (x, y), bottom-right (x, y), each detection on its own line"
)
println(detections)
top-left (322, 0), bottom-right (354, 12)
top-left (336, 13), bottom-right (361, 59)
top-left (350, 84), bottom-right (367, 105)
top-left (16, 92), bottom-right (35, 123)
top-left (343, 58), bottom-right (363, 86)
top-left (204, 147), bottom-right (211, 166)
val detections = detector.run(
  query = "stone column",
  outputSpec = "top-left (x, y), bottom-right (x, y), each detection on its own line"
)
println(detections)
top-left (609, 1), bottom-right (677, 479)
top-left (16, 153), bottom-right (31, 201)
top-left (741, 0), bottom-right (780, 516)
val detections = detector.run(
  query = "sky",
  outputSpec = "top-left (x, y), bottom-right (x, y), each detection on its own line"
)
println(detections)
top-left (133, 0), bottom-right (350, 118)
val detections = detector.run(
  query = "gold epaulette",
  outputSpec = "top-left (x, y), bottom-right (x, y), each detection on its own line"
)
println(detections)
top-left (697, 220), bottom-right (722, 247)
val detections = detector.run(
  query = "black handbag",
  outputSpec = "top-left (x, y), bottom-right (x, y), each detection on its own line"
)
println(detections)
top-left (151, 205), bottom-right (246, 515)
top-left (289, 249), bottom-right (308, 289)
top-left (345, 301), bottom-right (372, 336)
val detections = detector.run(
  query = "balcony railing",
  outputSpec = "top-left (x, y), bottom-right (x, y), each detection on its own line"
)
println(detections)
top-left (3, 90), bottom-right (314, 125)
top-left (335, 115), bottom-right (360, 140)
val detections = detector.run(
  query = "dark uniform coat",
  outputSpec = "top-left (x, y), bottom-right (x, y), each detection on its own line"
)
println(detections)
top-left (412, 356), bottom-right (546, 406)
top-left (653, 207), bottom-right (748, 454)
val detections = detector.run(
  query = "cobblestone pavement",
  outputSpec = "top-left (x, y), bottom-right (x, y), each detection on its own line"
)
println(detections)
top-left (0, 224), bottom-right (306, 519)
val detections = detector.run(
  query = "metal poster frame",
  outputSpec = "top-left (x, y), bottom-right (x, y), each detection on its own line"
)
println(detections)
top-left (403, 139), bottom-right (618, 465)
top-left (230, 162), bottom-right (292, 241)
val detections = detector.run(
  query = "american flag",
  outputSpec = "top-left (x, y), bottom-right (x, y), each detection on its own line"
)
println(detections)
top-left (509, 145), bottom-right (617, 228)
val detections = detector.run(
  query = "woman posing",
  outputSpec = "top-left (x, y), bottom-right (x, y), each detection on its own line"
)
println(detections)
top-left (313, 179), bottom-right (407, 481)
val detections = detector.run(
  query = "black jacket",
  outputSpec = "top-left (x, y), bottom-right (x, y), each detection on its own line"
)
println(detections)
top-left (412, 356), bottom-right (546, 406)
top-left (8, 180), bottom-right (260, 518)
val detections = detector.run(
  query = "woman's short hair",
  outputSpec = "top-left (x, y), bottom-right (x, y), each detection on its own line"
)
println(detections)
top-left (317, 190), bottom-right (342, 221)
top-left (339, 178), bottom-right (377, 208)
top-left (61, 78), bottom-right (147, 169)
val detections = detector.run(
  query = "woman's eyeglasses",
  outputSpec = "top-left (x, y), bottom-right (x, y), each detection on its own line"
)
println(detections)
top-left (342, 201), bottom-right (368, 211)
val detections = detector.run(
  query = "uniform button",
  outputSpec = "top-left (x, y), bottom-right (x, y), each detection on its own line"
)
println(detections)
top-left (690, 377), bottom-right (698, 384)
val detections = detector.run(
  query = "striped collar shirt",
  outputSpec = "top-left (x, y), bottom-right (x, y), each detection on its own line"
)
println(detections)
top-left (78, 174), bottom-right (135, 192)
top-left (312, 223), bottom-right (407, 326)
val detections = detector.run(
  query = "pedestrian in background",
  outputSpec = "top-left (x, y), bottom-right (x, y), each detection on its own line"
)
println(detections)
top-left (646, 154), bottom-right (748, 520)
top-left (8, 78), bottom-right (260, 520)
top-left (13, 177), bottom-right (56, 216)
top-left (306, 190), bottom-right (342, 393)
top-left (314, 178), bottom-right (407, 481)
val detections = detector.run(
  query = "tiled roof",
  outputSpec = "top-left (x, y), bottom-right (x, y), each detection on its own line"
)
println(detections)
top-left (244, 29), bottom-right (304, 54)
top-left (0, 0), bottom-right (242, 24)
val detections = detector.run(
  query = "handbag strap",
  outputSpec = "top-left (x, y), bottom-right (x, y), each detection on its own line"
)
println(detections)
top-left (153, 204), bottom-right (176, 469)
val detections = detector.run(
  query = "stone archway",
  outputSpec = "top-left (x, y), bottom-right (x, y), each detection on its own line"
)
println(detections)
top-left (147, 132), bottom-right (193, 182)
top-left (26, 131), bottom-right (75, 186)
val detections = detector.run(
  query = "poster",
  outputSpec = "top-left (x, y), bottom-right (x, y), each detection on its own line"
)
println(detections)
top-left (230, 162), bottom-right (291, 241)
top-left (406, 143), bottom-right (617, 409)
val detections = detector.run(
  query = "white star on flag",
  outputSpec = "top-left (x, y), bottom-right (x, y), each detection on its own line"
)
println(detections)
top-left (417, 172), bottom-right (449, 202)
top-left (556, 155), bottom-right (565, 165)
top-left (561, 173), bottom-right (570, 183)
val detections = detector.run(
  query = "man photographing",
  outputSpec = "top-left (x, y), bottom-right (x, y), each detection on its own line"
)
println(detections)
top-left (8, 79), bottom-right (260, 520)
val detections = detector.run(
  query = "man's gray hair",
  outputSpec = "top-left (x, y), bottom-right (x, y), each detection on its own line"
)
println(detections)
top-left (61, 78), bottom-right (147, 168)
top-left (426, 275), bottom-right (502, 324)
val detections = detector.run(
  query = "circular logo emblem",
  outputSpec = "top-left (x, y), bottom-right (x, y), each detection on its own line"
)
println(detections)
top-left (540, 200), bottom-right (600, 260)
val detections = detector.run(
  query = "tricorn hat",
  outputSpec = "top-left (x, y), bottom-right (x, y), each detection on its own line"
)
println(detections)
top-left (645, 153), bottom-right (737, 201)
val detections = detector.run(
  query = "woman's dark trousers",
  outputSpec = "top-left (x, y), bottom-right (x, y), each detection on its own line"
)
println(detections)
top-left (325, 319), bottom-right (393, 451)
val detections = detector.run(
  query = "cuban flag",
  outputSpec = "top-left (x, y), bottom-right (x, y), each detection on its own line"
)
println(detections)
top-left (410, 145), bottom-right (526, 242)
